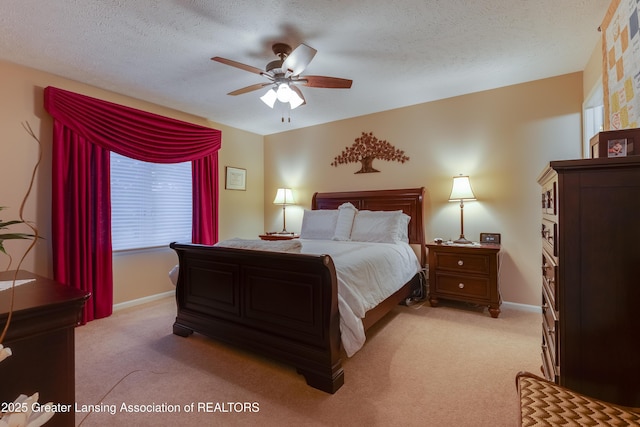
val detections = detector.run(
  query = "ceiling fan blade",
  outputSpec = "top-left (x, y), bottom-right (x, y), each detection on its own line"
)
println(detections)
top-left (228, 83), bottom-right (271, 96)
top-left (299, 75), bottom-right (353, 89)
top-left (211, 56), bottom-right (265, 75)
top-left (282, 43), bottom-right (317, 76)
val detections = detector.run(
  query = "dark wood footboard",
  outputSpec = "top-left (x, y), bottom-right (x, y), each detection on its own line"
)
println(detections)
top-left (170, 242), bottom-right (344, 393)
top-left (169, 187), bottom-right (426, 393)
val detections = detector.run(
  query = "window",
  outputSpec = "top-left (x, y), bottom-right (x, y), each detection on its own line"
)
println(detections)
top-left (110, 152), bottom-right (192, 251)
top-left (583, 83), bottom-right (604, 158)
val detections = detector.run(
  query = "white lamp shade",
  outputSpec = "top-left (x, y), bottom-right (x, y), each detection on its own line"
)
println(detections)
top-left (260, 88), bottom-right (277, 108)
top-left (273, 188), bottom-right (294, 205)
top-left (289, 89), bottom-right (304, 109)
top-left (449, 175), bottom-right (476, 201)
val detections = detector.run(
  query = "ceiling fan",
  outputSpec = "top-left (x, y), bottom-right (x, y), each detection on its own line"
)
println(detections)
top-left (211, 43), bottom-right (352, 110)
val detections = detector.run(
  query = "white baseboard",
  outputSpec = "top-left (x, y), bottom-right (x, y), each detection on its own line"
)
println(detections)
top-left (113, 290), bottom-right (174, 312)
top-left (501, 301), bottom-right (541, 313)
top-left (112, 291), bottom-right (539, 314)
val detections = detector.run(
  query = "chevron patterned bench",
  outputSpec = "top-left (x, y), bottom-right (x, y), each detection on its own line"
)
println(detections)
top-left (516, 372), bottom-right (640, 426)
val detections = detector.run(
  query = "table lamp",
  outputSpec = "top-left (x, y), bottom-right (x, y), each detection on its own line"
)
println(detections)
top-left (273, 188), bottom-right (295, 234)
top-left (449, 175), bottom-right (476, 244)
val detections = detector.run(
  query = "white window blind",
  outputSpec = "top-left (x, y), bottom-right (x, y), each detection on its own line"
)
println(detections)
top-left (110, 152), bottom-right (192, 251)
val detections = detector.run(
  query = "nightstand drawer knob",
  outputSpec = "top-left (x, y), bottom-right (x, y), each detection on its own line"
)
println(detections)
top-left (458, 282), bottom-right (465, 289)
top-left (457, 260), bottom-right (464, 266)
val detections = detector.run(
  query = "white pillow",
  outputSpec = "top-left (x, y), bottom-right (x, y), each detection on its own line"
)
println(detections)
top-left (398, 214), bottom-right (410, 243)
top-left (333, 202), bottom-right (358, 241)
top-left (300, 209), bottom-right (339, 240)
top-left (350, 210), bottom-right (411, 243)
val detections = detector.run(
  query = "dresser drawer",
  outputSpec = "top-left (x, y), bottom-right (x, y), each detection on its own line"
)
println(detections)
top-left (434, 252), bottom-right (490, 275)
top-left (433, 273), bottom-right (490, 299)
top-left (542, 286), bottom-right (558, 370)
top-left (541, 332), bottom-right (558, 382)
top-left (541, 179), bottom-right (557, 216)
top-left (541, 219), bottom-right (557, 256)
top-left (541, 250), bottom-right (558, 307)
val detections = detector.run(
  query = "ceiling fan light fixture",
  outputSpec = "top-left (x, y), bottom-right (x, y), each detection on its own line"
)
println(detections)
top-left (213, 42), bottom-right (353, 115)
top-left (260, 88), bottom-right (277, 108)
top-left (276, 83), bottom-right (291, 103)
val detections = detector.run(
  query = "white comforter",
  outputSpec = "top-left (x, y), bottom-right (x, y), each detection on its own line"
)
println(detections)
top-left (299, 239), bottom-right (421, 357)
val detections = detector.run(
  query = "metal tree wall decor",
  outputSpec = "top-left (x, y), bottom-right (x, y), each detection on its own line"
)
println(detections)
top-left (330, 132), bottom-right (410, 173)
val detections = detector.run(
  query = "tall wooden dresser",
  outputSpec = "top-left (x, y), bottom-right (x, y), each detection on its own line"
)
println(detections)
top-left (538, 156), bottom-right (640, 407)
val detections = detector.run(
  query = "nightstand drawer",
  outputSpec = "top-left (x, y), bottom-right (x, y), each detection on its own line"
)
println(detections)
top-left (434, 252), bottom-right (490, 274)
top-left (433, 273), bottom-right (490, 299)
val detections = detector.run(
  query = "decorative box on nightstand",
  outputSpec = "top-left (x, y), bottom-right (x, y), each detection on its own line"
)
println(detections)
top-left (427, 242), bottom-right (501, 318)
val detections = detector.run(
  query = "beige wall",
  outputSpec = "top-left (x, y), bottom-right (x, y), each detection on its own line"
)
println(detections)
top-left (1, 53), bottom-right (603, 308)
top-left (217, 124), bottom-right (265, 241)
top-left (0, 60), bottom-right (264, 304)
top-left (583, 37), bottom-right (604, 100)
top-left (264, 73), bottom-right (584, 306)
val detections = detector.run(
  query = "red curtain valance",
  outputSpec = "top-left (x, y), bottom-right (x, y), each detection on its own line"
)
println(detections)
top-left (44, 86), bottom-right (221, 163)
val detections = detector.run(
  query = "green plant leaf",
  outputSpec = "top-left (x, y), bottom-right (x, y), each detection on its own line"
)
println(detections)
top-left (1, 219), bottom-right (26, 229)
top-left (0, 233), bottom-right (36, 240)
top-left (0, 207), bottom-right (39, 257)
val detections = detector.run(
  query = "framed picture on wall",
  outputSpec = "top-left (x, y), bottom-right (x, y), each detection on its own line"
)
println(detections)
top-left (225, 166), bottom-right (246, 190)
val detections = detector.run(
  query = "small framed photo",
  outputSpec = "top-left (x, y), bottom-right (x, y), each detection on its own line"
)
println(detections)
top-left (607, 139), bottom-right (627, 157)
top-left (225, 166), bottom-right (246, 190)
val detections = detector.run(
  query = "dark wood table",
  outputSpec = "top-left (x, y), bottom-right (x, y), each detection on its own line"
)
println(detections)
top-left (258, 233), bottom-right (299, 240)
top-left (0, 270), bottom-right (90, 427)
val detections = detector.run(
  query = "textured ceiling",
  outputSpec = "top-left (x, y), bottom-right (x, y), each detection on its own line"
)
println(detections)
top-left (0, 1), bottom-right (609, 135)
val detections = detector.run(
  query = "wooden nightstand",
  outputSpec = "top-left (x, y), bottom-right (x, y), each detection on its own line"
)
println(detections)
top-left (259, 233), bottom-right (299, 241)
top-left (427, 242), bottom-right (501, 318)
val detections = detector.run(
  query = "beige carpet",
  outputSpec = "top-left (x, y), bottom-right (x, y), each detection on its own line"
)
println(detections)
top-left (74, 297), bottom-right (540, 426)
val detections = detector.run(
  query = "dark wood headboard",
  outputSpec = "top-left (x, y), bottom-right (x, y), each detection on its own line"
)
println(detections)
top-left (312, 187), bottom-right (426, 266)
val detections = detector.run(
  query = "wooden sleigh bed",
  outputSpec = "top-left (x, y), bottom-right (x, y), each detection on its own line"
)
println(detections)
top-left (170, 187), bottom-right (426, 393)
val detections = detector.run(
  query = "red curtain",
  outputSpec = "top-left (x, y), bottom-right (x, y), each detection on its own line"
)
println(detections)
top-left (44, 86), bottom-right (222, 323)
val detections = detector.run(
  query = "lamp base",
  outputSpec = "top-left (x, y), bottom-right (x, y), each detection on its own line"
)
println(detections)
top-left (453, 236), bottom-right (473, 244)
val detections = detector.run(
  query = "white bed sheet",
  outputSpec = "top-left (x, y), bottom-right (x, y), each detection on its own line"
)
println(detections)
top-left (299, 239), bottom-right (421, 357)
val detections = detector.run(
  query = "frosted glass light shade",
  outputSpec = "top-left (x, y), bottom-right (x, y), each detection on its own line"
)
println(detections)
top-left (261, 84), bottom-right (304, 109)
top-left (289, 90), bottom-right (304, 109)
top-left (276, 83), bottom-right (291, 102)
top-left (449, 175), bottom-right (476, 201)
top-left (260, 89), bottom-right (277, 108)
top-left (273, 188), bottom-right (294, 205)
